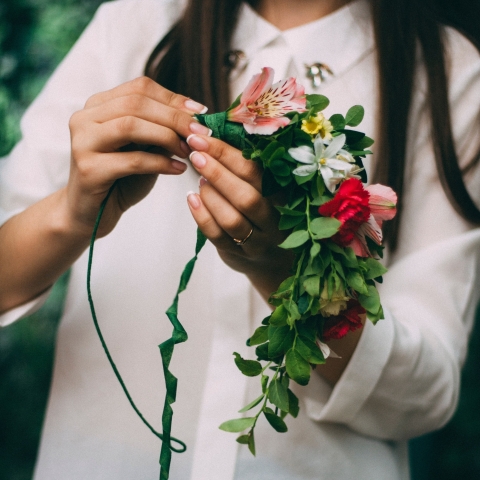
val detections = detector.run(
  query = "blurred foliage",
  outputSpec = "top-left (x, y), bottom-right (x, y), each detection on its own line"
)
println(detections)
top-left (0, 1), bottom-right (479, 479)
top-left (0, 0), bottom-right (104, 157)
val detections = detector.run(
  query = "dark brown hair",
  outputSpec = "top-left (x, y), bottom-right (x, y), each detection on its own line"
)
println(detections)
top-left (145, 0), bottom-right (480, 251)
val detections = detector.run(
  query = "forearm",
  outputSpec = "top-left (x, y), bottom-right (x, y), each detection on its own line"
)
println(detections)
top-left (0, 187), bottom-right (91, 313)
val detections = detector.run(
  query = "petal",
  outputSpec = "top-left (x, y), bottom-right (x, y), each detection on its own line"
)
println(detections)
top-left (320, 165), bottom-right (339, 193)
top-left (361, 215), bottom-right (383, 245)
top-left (323, 134), bottom-right (346, 158)
top-left (244, 116), bottom-right (289, 135)
top-left (241, 67), bottom-right (274, 105)
top-left (366, 184), bottom-right (398, 221)
top-left (288, 145), bottom-right (316, 164)
top-left (293, 164), bottom-right (317, 176)
top-left (227, 103), bottom-right (256, 124)
top-left (313, 135), bottom-right (326, 157)
top-left (325, 158), bottom-right (355, 171)
top-left (349, 232), bottom-right (371, 257)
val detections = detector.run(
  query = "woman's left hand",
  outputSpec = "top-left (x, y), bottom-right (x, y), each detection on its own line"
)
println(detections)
top-left (185, 133), bottom-right (295, 300)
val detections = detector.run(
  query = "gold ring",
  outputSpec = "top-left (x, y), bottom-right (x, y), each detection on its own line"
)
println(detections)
top-left (233, 227), bottom-right (254, 246)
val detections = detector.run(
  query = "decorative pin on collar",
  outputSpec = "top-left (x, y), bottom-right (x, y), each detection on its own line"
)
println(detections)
top-left (305, 62), bottom-right (334, 89)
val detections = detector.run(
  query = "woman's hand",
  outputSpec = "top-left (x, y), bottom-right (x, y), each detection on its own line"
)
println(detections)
top-left (185, 134), bottom-right (295, 300)
top-left (64, 76), bottom-right (212, 239)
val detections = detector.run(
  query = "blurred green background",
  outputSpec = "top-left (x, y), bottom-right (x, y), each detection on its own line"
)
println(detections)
top-left (0, 1), bottom-right (479, 479)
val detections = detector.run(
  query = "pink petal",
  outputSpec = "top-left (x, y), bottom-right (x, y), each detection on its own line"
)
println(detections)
top-left (241, 67), bottom-right (274, 105)
top-left (349, 233), bottom-right (371, 257)
top-left (361, 215), bottom-right (383, 245)
top-left (366, 184), bottom-right (397, 222)
top-left (244, 116), bottom-right (290, 135)
top-left (228, 103), bottom-right (256, 124)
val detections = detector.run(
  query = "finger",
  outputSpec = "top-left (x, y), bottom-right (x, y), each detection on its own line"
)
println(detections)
top-left (84, 76), bottom-right (208, 115)
top-left (186, 191), bottom-right (234, 251)
top-left (83, 94), bottom-right (212, 141)
top-left (198, 182), bottom-right (255, 244)
top-left (85, 117), bottom-right (192, 159)
top-left (189, 151), bottom-right (272, 228)
top-left (76, 151), bottom-right (187, 187)
top-left (186, 134), bottom-right (262, 191)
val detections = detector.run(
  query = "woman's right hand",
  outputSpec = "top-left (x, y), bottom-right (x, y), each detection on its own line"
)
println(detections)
top-left (64, 76), bottom-right (211, 238)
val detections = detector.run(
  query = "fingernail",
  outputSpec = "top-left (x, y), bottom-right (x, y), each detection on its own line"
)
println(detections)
top-left (187, 191), bottom-right (201, 209)
top-left (186, 134), bottom-right (209, 151)
top-left (189, 122), bottom-right (212, 136)
top-left (185, 99), bottom-right (208, 114)
top-left (199, 176), bottom-right (207, 188)
top-left (171, 159), bottom-right (187, 171)
top-left (189, 151), bottom-right (207, 168)
top-left (180, 140), bottom-right (191, 156)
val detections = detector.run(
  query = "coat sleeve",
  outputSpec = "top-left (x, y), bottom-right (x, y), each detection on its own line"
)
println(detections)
top-left (300, 27), bottom-right (480, 440)
top-left (0, 0), bottom-right (180, 327)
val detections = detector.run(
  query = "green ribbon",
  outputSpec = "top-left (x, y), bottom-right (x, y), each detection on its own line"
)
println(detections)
top-left (196, 112), bottom-right (246, 150)
top-left (87, 184), bottom-right (197, 478)
top-left (158, 227), bottom-right (207, 479)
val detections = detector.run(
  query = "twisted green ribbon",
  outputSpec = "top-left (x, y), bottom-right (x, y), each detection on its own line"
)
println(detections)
top-left (158, 227), bottom-right (207, 479)
top-left (87, 184), bottom-right (208, 479)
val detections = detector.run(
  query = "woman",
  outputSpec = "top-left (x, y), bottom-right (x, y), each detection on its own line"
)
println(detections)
top-left (0, 0), bottom-right (479, 478)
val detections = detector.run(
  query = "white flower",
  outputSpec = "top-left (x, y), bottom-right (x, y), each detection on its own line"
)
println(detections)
top-left (289, 134), bottom-right (359, 193)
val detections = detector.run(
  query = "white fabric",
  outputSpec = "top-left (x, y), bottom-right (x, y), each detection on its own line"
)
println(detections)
top-left (0, 0), bottom-right (479, 478)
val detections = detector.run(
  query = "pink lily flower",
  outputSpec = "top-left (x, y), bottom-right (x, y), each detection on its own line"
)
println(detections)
top-left (349, 184), bottom-right (397, 257)
top-left (228, 67), bottom-right (306, 135)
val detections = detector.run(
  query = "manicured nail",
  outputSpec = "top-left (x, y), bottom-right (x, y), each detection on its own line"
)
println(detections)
top-left (187, 191), bottom-right (201, 209)
top-left (189, 121), bottom-right (212, 136)
top-left (189, 151), bottom-right (207, 168)
top-left (186, 134), bottom-right (209, 151)
top-left (185, 99), bottom-right (208, 114)
top-left (171, 159), bottom-right (187, 171)
top-left (180, 140), bottom-right (191, 156)
top-left (199, 176), bottom-right (207, 188)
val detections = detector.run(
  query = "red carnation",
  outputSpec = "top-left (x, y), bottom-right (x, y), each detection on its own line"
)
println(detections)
top-left (318, 178), bottom-right (370, 246)
top-left (322, 300), bottom-right (366, 341)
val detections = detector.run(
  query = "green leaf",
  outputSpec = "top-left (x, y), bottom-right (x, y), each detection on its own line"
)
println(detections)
top-left (255, 342), bottom-right (270, 361)
top-left (307, 94), bottom-right (330, 110)
top-left (268, 325), bottom-right (295, 357)
top-left (275, 206), bottom-right (305, 216)
top-left (311, 195), bottom-right (332, 206)
top-left (279, 215), bottom-right (305, 230)
top-left (345, 105), bottom-right (365, 127)
top-left (261, 374), bottom-right (269, 394)
top-left (270, 304), bottom-right (288, 327)
top-left (351, 135), bottom-right (374, 149)
top-left (264, 408), bottom-right (288, 433)
top-left (248, 325), bottom-right (269, 346)
top-left (219, 417), bottom-right (256, 433)
top-left (363, 258), bottom-right (388, 280)
top-left (278, 229), bottom-right (310, 249)
top-left (287, 389), bottom-right (300, 418)
top-left (343, 247), bottom-right (359, 268)
top-left (233, 352), bottom-right (263, 377)
top-left (248, 430), bottom-right (256, 456)
top-left (236, 434), bottom-right (249, 444)
top-left (310, 242), bottom-right (321, 258)
top-left (260, 141), bottom-right (283, 163)
top-left (295, 336), bottom-right (325, 365)
top-left (269, 157), bottom-right (289, 176)
top-left (358, 285), bottom-right (381, 314)
top-left (310, 217), bottom-right (341, 239)
top-left (303, 275), bottom-right (320, 297)
top-left (346, 271), bottom-right (369, 295)
top-left (329, 113), bottom-right (345, 130)
top-left (239, 394), bottom-right (265, 413)
top-left (285, 348), bottom-right (311, 386)
top-left (268, 378), bottom-right (290, 411)
top-left (282, 298), bottom-right (301, 325)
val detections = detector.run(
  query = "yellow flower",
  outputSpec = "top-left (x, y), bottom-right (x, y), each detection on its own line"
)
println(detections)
top-left (319, 282), bottom-right (349, 317)
top-left (301, 112), bottom-right (333, 140)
